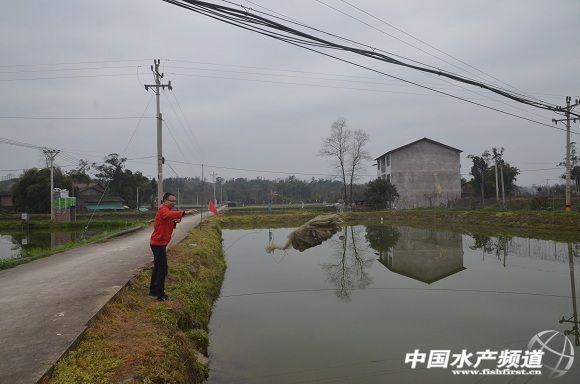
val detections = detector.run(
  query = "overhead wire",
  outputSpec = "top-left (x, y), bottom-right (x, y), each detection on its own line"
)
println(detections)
top-left (165, 64), bottom-right (557, 122)
top-left (335, 0), bottom-right (545, 99)
top-left (213, 0), bottom-right (561, 111)
top-left (312, 0), bottom-right (533, 99)
top-left (81, 95), bottom-right (154, 237)
top-left (158, 0), bottom-right (580, 132)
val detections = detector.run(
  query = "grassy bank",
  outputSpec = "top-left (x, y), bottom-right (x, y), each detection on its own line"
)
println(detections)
top-left (43, 220), bottom-right (226, 384)
top-left (0, 223), bottom-right (147, 271)
top-left (220, 209), bottom-right (580, 242)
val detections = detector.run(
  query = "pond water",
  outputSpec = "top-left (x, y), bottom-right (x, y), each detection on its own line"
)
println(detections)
top-left (209, 225), bottom-right (580, 383)
top-left (0, 229), bottom-right (97, 259)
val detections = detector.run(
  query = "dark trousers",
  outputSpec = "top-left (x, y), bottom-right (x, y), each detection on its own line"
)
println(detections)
top-left (150, 245), bottom-right (168, 298)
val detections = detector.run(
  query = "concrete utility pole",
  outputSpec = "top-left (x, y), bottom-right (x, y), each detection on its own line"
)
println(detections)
top-left (144, 59), bottom-right (172, 207)
top-left (210, 171), bottom-right (217, 203)
top-left (500, 164), bottom-right (506, 207)
top-left (42, 149), bottom-right (60, 221)
top-left (494, 163), bottom-right (499, 202)
top-left (553, 97), bottom-right (580, 212)
top-left (136, 186), bottom-right (139, 210)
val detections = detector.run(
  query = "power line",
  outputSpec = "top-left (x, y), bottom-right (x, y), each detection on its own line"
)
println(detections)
top-left (0, 64), bottom-right (142, 75)
top-left (0, 115), bottom-right (155, 120)
top-left (212, 0), bottom-right (560, 111)
top-left (0, 58), bottom-right (149, 68)
top-left (166, 65), bottom-right (557, 121)
top-left (0, 73), bottom-right (139, 82)
top-left (159, 0), bottom-right (579, 131)
top-left (333, 0), bottom-right (534, 98)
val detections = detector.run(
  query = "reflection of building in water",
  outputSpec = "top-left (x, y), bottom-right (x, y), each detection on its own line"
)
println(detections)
top-left (376, 227), bottom-right (464, 284)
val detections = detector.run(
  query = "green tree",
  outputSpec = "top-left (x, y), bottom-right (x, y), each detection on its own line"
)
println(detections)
top-left (66, 159), bottom-right (92, 186)
top-left (468, 151), bottom-right (490, 203)
top-left (365, 178), bottom-right (398, 210)
top-left (558, 141), bottom-right (580, 193)
top-left (12, 168), bottom-right (72, 213)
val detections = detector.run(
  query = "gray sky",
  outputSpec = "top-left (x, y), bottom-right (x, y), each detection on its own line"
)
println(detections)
top-left (1, 0), bottom-right (579, 186)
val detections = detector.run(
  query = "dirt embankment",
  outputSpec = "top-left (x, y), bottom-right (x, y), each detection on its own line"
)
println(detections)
top-left (221, 209), bottom-right (580, 242)
top-left (44, 221), bottom-right (225, 384)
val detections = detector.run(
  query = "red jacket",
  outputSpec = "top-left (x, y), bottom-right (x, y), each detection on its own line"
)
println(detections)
top-left (150, 205), bottom-right (185, 246)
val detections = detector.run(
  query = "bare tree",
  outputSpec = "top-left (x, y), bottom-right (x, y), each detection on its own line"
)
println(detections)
top-left (347, 129), bottom-right (371, 205)
top-left (320, 118), bottom-right (351, 204)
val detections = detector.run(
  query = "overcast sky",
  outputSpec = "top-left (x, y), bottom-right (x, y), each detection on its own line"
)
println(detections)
top-left (1, 0), bottom-right (579, 187)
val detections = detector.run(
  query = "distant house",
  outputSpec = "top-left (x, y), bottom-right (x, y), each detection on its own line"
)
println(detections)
top-left (375, 138), bottom-right (462, 208)
top-left (75, 182), bottom-right (125, 212)
top-left (0, 178), bottom-right (17, 210)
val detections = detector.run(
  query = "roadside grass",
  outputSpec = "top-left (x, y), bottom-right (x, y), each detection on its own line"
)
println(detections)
top-left (45, 220), bottom-right (225, 384)
top-left (0, 223), bottom-right (147, 270)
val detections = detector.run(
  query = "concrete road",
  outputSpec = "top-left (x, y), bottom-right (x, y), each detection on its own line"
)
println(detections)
top-left (0, 212), bottom-right (208, 384)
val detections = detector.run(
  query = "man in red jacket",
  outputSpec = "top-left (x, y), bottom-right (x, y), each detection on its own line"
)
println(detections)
top-left (150, 192), bottom-right (196, 301)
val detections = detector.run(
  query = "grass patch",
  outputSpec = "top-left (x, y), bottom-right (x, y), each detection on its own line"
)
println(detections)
top-left (44, 220), bottom-right (225, 384)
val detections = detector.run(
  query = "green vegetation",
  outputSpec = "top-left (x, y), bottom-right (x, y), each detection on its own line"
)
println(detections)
top-left (364, 178), bottom-right (398, 209)
top-left (44, 221), bottom-right (226, 384)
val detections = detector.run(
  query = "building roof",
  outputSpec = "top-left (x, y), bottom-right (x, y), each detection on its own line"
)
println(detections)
top-left (374, 137), bottom-right (462, 160)
top-left (0, 179), bottom-right (17, 195)
top-left (78, 195), bottom-right (124, 203)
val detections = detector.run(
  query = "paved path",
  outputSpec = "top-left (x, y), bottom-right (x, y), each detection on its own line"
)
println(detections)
top-left (0, 213), bottom-right (208, 384)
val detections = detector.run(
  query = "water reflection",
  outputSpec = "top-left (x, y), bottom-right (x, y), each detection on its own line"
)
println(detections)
top-left (561, 243), bottom-right (580, 346)
top-left (370, 226), bottom-right (465, 284)
top-left (470, 234), bottom-right (579, 265)
top-left (320, 226), bottom-right (374, 301)
top-left (0, 230), bottom-right (96, 259)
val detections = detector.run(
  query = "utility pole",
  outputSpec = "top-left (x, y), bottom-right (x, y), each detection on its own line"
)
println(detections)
top-left (144, 59), bottom-right (172, 207)
top-left (500, 163), bottom-right (506, 207)
top-left (553, 97), bottom-right (580, 211)
top-left (177, 188), bottom-right (180, 210)
top-left (210, 171), bottom-right (217, 203)
top-left (201, 163), bottom-right (205, 223)
top-left (43, 149), bottom-right (60, 221)
top-left (494, 162), bottom-right (499, 203)
top-left (136, 186), bottom-right (139, 210)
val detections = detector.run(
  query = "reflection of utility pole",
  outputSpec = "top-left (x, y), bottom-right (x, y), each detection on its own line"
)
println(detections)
top-left (144, 59), bottom-right (172, 207)
top-left (559, 243), bottom-right (580, 346)
top-left (43, 149), bottom-right (60, 221)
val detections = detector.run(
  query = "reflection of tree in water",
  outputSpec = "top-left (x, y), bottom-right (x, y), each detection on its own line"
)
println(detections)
top-left (470, 233), bottom-right (511, 262)
top-left (321, 226), bottom-right (375, 301)
top-left (364, 226), bottom-right (400, 254)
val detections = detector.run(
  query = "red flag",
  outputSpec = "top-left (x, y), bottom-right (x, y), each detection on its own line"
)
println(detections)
top-left (208, 199), bottom-right (220, 216)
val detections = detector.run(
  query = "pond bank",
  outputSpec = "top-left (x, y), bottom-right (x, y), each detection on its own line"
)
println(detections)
top-left (220, 209), bottom-right (580, 242)
top-left (43, 221), bottom-right (225, 384)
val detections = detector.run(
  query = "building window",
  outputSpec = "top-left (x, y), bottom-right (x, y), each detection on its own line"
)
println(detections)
top-left (386, 174), bottom-right (391, 183)
top-left (380, 157), bottom-right (386, 173)
top-left (386, 154), bottom-right (390, 167)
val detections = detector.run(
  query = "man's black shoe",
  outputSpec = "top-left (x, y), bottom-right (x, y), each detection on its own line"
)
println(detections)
top-left (157, 295), bottom-right (171, 302)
